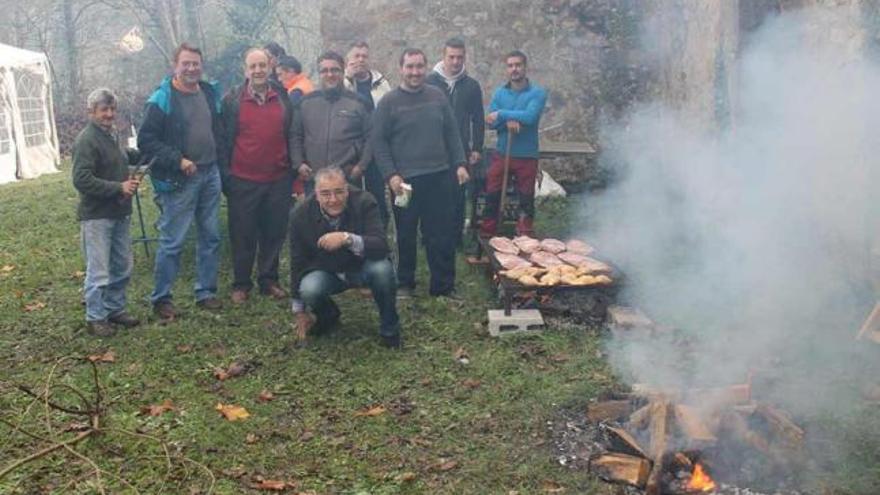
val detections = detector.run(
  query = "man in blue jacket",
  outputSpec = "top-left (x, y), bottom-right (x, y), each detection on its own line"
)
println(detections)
top-left (480, 50), bottom-right (547, 237)
top-left (138, 43), bottom-right (224, 322)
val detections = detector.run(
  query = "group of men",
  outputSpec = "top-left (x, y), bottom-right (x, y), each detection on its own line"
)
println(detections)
top-left (71, 38), bottom-right (547, 349)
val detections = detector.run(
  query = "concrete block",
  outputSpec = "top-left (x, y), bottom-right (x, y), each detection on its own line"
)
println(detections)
top-left (488, 309), bottom-right (545, 337)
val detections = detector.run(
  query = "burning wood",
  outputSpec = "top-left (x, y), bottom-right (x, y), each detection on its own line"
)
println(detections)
top-left (686, 462), bottom-right (717, 492)
top-left (586, 399), bottom-right (631, 423)
top-left (590, 453), bottom-right (651, 487)
top-left (604, 425), bottom-right (648, 458)
top-left (645, 401), bottom-right (669, 495)
top-left (673, 404), bottom-right (717, 447)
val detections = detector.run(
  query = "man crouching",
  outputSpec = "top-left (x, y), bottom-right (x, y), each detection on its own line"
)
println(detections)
top-left (72, 88), bottom-right (141, 337)
top-left (289, 166), bottom-right (401, 348)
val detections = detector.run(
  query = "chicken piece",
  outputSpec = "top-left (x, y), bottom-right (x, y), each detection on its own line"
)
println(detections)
top-left (530, 251), bottom-right (565, 268)
top-left (566, 239), bottom-right (595, 255)
top-left (540, 272), bottom-right (561, 286)
top-left (518, 275), bottom-right (541, 286)
top-left (489, 236), bottom-right (520, 255)
top-left (513, 235), bottom-right (542, 254)
top-left (540, 238), bottom-right (567, 254)
top-left (495, 252), bottom-right (533, 270)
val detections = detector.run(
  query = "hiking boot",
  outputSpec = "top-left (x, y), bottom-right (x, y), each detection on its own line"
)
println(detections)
top-left (108, 312), bottom-right (140, 328)
top-left (87, 320), bottom-right (117, 337)
top-left (197, 297), bottom-right (223, 311)
top-left (313, 302), bottom-right (341, 335)
top-left (153, 300), bottom-right (177, 322)
top-left (231, 289), bottom-right (248, 305)
top-left (380, 334), bottom-right (402, 349)
top-left (260, 283), bottom-right (288, 300)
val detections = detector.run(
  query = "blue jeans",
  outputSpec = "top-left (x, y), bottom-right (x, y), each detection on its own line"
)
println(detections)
top-left (81, 217), bottom-right (133, 322)
top-left (151, 165), bottom-right (222, 304)
top-left (299, 258), bottom-right (401, 337)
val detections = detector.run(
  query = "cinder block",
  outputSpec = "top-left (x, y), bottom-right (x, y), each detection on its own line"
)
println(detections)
top-left (488, 309), bottom-right (545, 337)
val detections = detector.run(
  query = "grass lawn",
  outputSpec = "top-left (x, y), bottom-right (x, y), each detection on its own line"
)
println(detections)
top-left (0, 163), bottom-right (618, 494)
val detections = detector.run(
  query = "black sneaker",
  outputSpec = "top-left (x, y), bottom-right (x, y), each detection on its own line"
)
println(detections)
top-left (196, 297), bottom-right (223, 311)
top-left (108, 312), bottom-right (140, 328)
top-left (87, 320), bottom-right (117, 337)
top-left (312, 302), bottom-right (341, 335)
top-left (381, 334), bottom-right (402, 349)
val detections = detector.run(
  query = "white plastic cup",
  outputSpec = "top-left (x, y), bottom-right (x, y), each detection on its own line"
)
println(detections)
top-left (394, 183), bottom-right (412, 208)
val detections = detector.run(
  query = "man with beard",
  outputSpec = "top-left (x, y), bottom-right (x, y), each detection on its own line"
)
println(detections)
top-left (291, 50), bottom-right (372, 195)
top-left (481, 50), bottom-right (548, 238)
top-left (426, 37), bottom-right (485, 248)
top-left (139, 43), bottom-right (224, 321)
top-left (372, 48), bottom-right (469, 298)
top-left (219, 47), bottom-right (295, 304)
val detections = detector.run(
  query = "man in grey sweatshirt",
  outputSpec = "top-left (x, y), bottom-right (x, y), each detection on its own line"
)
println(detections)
top-left (372, 48), bottom-right (469, 297)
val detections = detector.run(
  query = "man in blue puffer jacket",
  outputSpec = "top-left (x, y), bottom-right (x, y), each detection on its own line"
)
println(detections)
top-left (138, 42), bottom-right (225, 322)
top-left (481, 50), bottom-right (548, 237)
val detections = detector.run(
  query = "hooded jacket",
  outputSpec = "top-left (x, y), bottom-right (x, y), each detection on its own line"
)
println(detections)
top-left (343, 69), bottom-right (392, 109)
top-left (426, 62), bottom-right (485, 157)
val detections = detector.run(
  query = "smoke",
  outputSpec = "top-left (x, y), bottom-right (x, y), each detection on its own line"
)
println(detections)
top-left (585, 7), bottom-right (880, 417)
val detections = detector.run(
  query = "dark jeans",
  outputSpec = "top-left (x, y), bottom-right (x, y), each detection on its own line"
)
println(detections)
top-left (364, 162), bottom-right (389, 228)
top-left (393, 169), bottom-right (456, 295)
top-left (227, 174), bottom-right (291, 291)
top-left (298, 258), bottom-right (401, 337)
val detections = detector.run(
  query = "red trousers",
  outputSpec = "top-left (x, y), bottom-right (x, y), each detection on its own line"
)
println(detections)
top-left (480, 152), bottom-right (538, 236)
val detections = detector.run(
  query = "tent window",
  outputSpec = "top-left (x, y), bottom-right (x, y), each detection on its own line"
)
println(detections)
top-left (13, 68), bottom-right (47, 148)
top-left (0, 110), bottom-right (9, 155)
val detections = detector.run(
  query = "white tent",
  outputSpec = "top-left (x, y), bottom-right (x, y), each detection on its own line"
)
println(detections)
top-left (0, 43), bottom-right (60, 185)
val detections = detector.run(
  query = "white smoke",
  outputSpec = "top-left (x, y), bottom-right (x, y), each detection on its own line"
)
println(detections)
top-left (585, 7), bottom-right (880, 415)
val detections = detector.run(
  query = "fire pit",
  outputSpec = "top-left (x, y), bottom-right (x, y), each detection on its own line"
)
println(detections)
top-left (579, 376), bottom-right (807, 495)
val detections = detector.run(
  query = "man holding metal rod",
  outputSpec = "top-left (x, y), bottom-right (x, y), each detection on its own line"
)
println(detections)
top-left (72, 88), bottom-right (142, 337)
top-left (480, 50), bottom-right (548, 238)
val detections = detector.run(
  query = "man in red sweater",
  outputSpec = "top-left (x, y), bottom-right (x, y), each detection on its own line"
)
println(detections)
top-left (219, 47), bottom-right (296, 304)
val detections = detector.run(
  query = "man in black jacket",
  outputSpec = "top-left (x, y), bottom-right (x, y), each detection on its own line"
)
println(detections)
top-left (291, 51), bottom-right (371, 194)
top-left (138, 42), bottom-right (224, 321)
top-left (426, 38), bottom-right (485, 247)
top-left (289, 166), bottom-right (401, 348)
top-left (219, 47), bottom-right (296, 304)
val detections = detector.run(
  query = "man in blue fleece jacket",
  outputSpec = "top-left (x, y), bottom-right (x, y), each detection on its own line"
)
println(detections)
top-left (481, 50), bottom-right (548, 237)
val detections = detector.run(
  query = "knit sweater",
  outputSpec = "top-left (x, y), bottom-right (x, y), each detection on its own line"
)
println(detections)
top-left (371, 84), bottom-right (466, 180)
top-left (72, 122), bottom-right (134, 221)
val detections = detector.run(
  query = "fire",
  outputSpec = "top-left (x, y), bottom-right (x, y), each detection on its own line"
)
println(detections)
top-left (686, 463), bottom-right (717, 492)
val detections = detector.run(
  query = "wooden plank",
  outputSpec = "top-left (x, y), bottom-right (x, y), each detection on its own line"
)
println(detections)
top-left (673, 404), bottom-right (717, 446)
top-left (645, 401), bottom-right (669, 495)
top-left (628, 404), bottom-right (652, 430)
top-left (855, 302), bottom-right (880, 343)
top-left (605, 425), bottom-right (649, 458)
top-left (755, 404), bottom-right (804, 449)
top-left (590, 453), bottom-right (651, 487)
top-left (586, 400), bottom-right (632, 423)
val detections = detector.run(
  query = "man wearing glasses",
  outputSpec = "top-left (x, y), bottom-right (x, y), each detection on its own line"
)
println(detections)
top-left (288, 166), bottom-right (401, 348)
top-left (291, 51), bottom-right (372, 195)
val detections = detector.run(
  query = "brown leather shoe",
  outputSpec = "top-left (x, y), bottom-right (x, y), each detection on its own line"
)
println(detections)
top-left (261, 283), bottom-right (288, 300)
top-left (153, 301), bottom-right (177, 322)
top-left (108, 311), bottom-right (140, 328)
top-left (196, 297), bottom-right (223, 311)
top-left (231, 289), bottom-right (248, 305)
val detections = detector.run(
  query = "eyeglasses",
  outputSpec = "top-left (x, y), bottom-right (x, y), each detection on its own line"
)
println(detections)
top-left (319, 67), bottom-right (343, 74)
top-left (317, 188), bottom-right (348, 199)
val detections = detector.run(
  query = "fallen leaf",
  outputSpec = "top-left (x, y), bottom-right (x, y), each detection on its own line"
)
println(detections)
top-left (176, 344), bottom-right (193, 353)
top-left (71, 270), bottom-right (85, 279)
top-left (541, 480), bottom-right (564, 493)
top-left (24, 301), bottom-right (46, 312)
top-left (62, 421), bottom-right (90, 432)
top-left (245, 433), bottom-right (259, 444)
top-left (214, 361), bottom-right (248, 381)
top-left (396, 471), bottom-right (417, 482)
top-left (253, 479), bottom-right (289, 491)
top-left (257, 390), bottom-right (275, 402)
top-left (140, 399), bottom-right (176, 416)
top-left (550, 353), bottom-right (570, 363)
top-left (461, 378), bottom-right (482, 389)
top-left (87, 350), bottom-right (116, 363)
top-left (216, 403), bottom-right (250, 421)
top-left (299, 430), bottom-right (315, 442)
top-left (436, 459), bottom-right (458, 471)
top-left (354, 404), bottom-right (386, 417)
top-left (1, 264), bottom-right (14, 272)
top-left (454, 347), bottom-right (470, 365)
